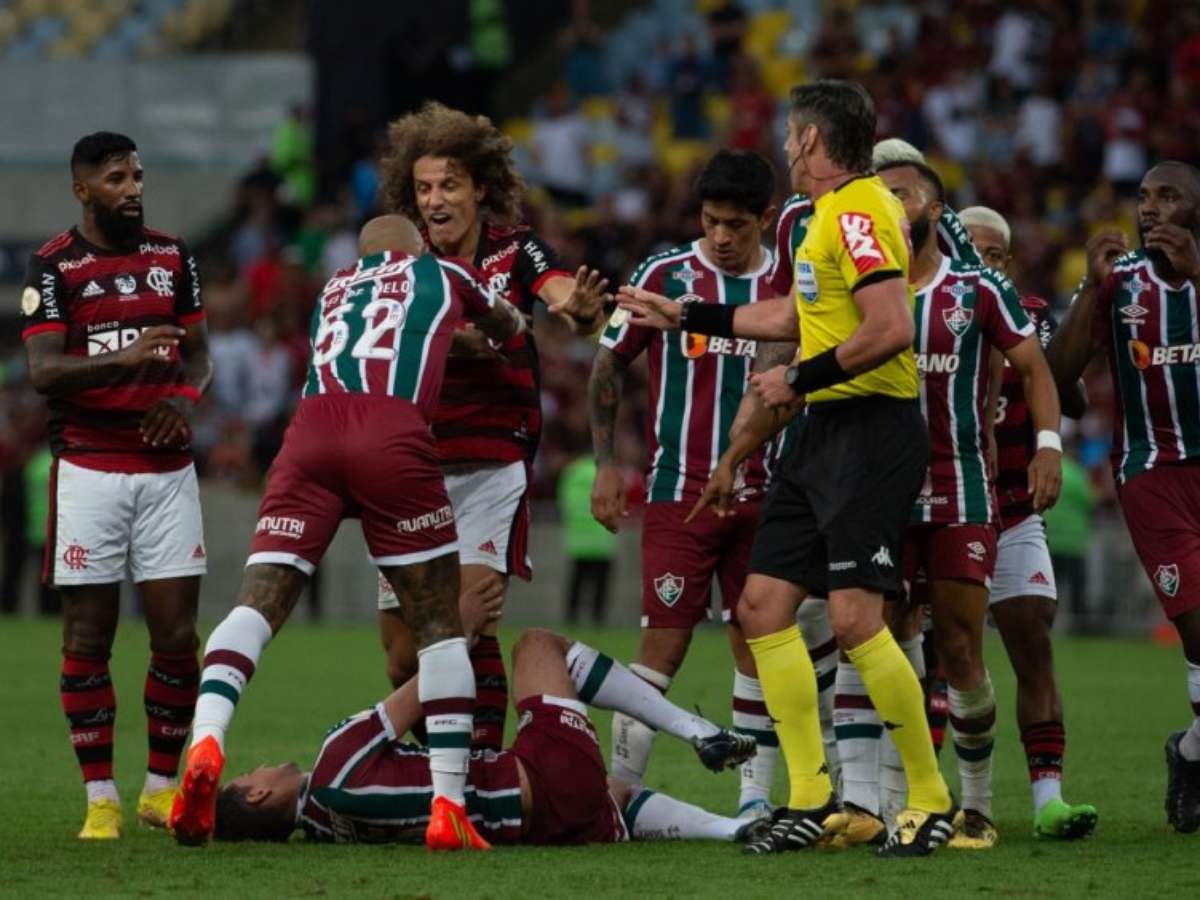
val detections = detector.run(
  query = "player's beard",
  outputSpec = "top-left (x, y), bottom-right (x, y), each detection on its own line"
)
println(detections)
top-left (93, 201), bottom-right (144, 247)
top-left (910, 210), bottom-right (933, 256)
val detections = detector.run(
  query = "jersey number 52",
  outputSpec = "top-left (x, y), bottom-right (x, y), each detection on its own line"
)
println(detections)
top-left (313, 298), bottom-right (407, 366)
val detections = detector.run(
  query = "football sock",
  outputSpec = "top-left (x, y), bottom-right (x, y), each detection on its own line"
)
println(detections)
top-left (880, 635), bottom-right (926, 825)
top-left (144, 650), bottom-right (199, 782)
top-left (732, 670), bottom-right (778, 810)
top-left (470, 635), bottom-right (507, 752)
top-left (1021, 720), bottom-right (1065, 813)
top-left (61, 653), bottom-right (117, 795)
top-left (417, 637), bottom-right (475, 806)
top-left (1179, 658), bottom-right (1200, 762)
top-left (623, 788), bottom-right (744, 841)
top-left (848, 628), bottom-right (951, 813)
top-left (192, 606), bottom-right (273, 751)
top-left (835, 660), bottom-right (881, 815)
top-left (607, 660), bottom-right (672, 785)
top-left (950, 673), bottom-right (997, 818)
top-left (926, 656), bottom-right (949, 755)
top-left (798, 598), bottom-right (840, 785)
top-left (748, 625), bottom-right (831, 810)
top-left (566, 644), bottom-right (716, 747)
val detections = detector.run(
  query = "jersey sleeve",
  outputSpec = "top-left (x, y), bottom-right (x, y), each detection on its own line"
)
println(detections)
top-left (768, 198), bottom-right (812, 296)
top-left (1021, 296), bottom-right (1056, 350)
top-left (598, 258), bottom-right (660, 360)
top-left (308, 708), bottom-right (393, 792)
top-left (20, 253), bottom-right (67, 341)
top-left (513, 232), bottom-right (570, 298)
top-left (977, 272), bottom-right (1035, 352)
top-left (439, 258), bottom-right (497, 318)
top-left (175, 240), bottom-right (206, 326)
top-left (829, 203), bottom-right (906, 292)
top-left (937, 206), bottom-right (982, 266)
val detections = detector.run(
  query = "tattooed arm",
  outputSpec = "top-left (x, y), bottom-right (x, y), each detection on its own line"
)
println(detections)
top-left (588, 346), bottom-right (631, 533)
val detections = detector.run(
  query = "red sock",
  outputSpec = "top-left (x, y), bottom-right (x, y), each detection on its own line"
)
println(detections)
top-left (470, 635), bottom-right (507, 752)
top-left (144, 650), bottom-right (199, 778)
top-left (926, 666), bottom-right (949, 757)
top-left (61, 653), bottom-right (116, 784)
top-left (1021, 720), bottom-right (1066, 783)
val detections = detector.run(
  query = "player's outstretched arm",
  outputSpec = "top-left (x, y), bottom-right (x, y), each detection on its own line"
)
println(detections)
top-left (588, 346), bottom-right (630, 533)
top-left (1005, 335), bottom-right (1063, 511)
top-left (25, 324), bottom-right (184, 397)
top-left (1045, 230), bottom-right (1126, 387)
top-left (618, 286), bottom-right (799, 340)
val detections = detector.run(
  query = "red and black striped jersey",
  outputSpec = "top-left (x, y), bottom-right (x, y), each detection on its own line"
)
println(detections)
top-left (298, 705), bottom-right (524, 844)
top-left (20, 227), bottom-right (205, 473)
top-left (431, 223), bottom-right (570, 465)
top-left (994, 296), bottom-right (1056, 531)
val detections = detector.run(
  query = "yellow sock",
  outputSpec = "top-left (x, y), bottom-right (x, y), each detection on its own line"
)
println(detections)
top-left (748, 625), bottom-right (831, 810)
top-left (848, 628), bottom-right (951, 813)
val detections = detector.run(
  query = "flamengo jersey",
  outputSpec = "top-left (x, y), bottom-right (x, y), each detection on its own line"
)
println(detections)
top-left (793, 175), bottom-right (916, 404)
top-left (601, 241), bottom-right (774, 503)
top-left (20, 226), bottom-right (204, 473)
top-left (912, 256), bottom-right (1034, 524)
top-left (433, 223), bottom-right (569, 465)
top-left (1097, 250), bottom-right (1200, 484)
top-left (302, 252), bottom-right (494, 420)
top-left (298, 705), bottom-right (524, 844)
top-left (995, 296), bottom-right (1056, 529)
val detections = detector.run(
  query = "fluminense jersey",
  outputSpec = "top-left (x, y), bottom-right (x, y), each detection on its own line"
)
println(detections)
top-left (912, 256), bottom-right (1034, 524)
top-left (995, 296), bottom-right (1057, 530)
top-left (1095, 250), bottom-right (1200, 484)
top-left (601, 241), bottom-right (774, 503)
top-left (302, 252), bottom-right (494, 420)
top-left (298, 705), bottom-right (524, 844)
top-left (20, 227), bottom-right (205, 473)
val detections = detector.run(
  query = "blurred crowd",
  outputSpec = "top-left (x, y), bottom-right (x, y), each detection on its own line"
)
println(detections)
top-left (2, 0), bottom-right (1198, 621)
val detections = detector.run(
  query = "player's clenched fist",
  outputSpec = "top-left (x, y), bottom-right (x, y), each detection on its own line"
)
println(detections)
top-left (1084, 230), bottom-right (1128, 287)
top-left (590, 463), bottom-right (627, 533)
top-left (121, 325), bottom-right (185, 366)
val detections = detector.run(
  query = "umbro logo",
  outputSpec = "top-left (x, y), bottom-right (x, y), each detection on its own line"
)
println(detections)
top-left (871, 546), bottom-right (894, 568)
top-left (81, 280), bottom-right (104, 298)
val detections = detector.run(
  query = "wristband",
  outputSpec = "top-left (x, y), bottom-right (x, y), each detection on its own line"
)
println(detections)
top-left (1036, 430), bottom-right (1062, 452)
top-left (176, 385), bottom-right (202, 405)
top-left (680, 302), bottom-right (736, 337)
top-left (784, 346), bottom-right (850, 395)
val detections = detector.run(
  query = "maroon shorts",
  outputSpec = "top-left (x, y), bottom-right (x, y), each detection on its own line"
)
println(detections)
top-left (509, 696), bottom-right (627, 845)
top-left (903, 522), bottom-right (997, 589)
top-left (1118, 461), bottom-right (1200, 619)
top-left (247, 394), bottom-right (457, 573)
top-left (640, 499), bottom-right (760, 629)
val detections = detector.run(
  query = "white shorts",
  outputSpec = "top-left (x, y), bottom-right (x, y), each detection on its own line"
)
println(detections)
top-left (51, 459), bottom-right (207, 586)
top-left (989, 514), bottom-right (1057, 605)
top-left (378, 461), bottom-right (529, 610)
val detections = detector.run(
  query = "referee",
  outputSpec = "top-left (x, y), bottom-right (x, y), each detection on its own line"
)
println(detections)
top-left (617, 80), bottom-right (955, 858)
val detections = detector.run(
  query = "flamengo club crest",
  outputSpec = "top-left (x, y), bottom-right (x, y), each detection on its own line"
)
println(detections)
top-left (147, 266), bottom-right (174, 297)
top-left (943, 304), bottom-right (973, 338)
top-left (654, 573), bottom-right (685, 607)
top-left (1155, 563), bottom-right (1180, 598)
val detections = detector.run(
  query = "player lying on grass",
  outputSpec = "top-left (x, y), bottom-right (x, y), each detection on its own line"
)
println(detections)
top-left (213, 627), bottom-right (762, 846)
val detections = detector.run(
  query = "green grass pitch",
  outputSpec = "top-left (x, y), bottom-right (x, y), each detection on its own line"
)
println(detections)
top-left (3, 617), bottom-right (1199, 898)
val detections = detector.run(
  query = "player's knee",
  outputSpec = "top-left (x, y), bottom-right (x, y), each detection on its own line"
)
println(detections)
top-left (827, 600), bottom-right (879, 649)
top-left (935, 627), bottom-right (980, 683)
top-left (62, 619), bottom-right (113, 659)
top-left (149, 622), bottom-right (199, 656)
top-left (512, 628), bottom-right (563, 662)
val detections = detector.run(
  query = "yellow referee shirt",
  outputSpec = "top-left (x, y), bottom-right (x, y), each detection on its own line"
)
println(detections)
top-left (792, 174), bottom-right (918, 404)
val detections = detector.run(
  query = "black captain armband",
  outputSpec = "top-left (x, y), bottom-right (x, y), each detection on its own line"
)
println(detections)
top-left (679, 302), bottom-right (736, 337)
top-left (784, 346), bottom-right (850, 395)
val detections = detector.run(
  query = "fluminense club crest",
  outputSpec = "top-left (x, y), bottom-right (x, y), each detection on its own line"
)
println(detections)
top-left (654, 572), bottom-right (685, 606)
top-left (671, 261), bottom-right (701, 291)
top-left (1155, 563), bottom-right (1180, 598)
top-left (943, 304), bottom-right (973, 337)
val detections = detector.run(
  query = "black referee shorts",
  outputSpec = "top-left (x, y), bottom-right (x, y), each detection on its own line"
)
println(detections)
top-left (749, 395), bottom-right (928, 597)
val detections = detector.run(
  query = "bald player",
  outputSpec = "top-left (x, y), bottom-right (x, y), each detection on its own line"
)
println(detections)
top-left (170, 216), bottom-right (527, 851)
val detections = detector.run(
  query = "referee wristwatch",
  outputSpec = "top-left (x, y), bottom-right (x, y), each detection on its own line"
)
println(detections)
top-left (784, 364), bottom-right (802, 395)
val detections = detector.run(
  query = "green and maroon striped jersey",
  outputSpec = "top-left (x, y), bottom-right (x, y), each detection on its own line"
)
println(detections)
top-left (912, 257), bottom-right (1034, 524)
top-left (1095, 250), bottom-right (1200, 484)
top-left (601, 241), bottom-right (775, 503)
top-left (302, 252), bottom-right (493, 419)
top-left (298, 705), bottom-right (524, 844)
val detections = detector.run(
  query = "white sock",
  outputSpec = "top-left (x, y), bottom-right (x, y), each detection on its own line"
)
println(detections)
top-left (1032, 776), bottom-right (1063, 813)
top-left (417, 637), bottom-right (475, 806)
top-left (86, 779), bottom-right (119, 803)
top-left (143, 773), bottom-right (175, 794)
top-left (191, 606), bottom-right (273, 751)
top-left (624, 789), bottom-right (744, 841)
top-left (611, 712), bottom-right (657, 785)
top-left (950, 673), bottom-right (997, 819)
top-left (880, 636), bottom-right (924, 826)
top-left (732, 670), bottom-right (778, 811)
top-left (798, 598), bottom-right (840, 787)
top-left (834, 660), bottom-right (881, 814)
top-left (1180, 659), bottom-right (1200, 761)
top-left (567, 644), bottom-right (717, 743)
